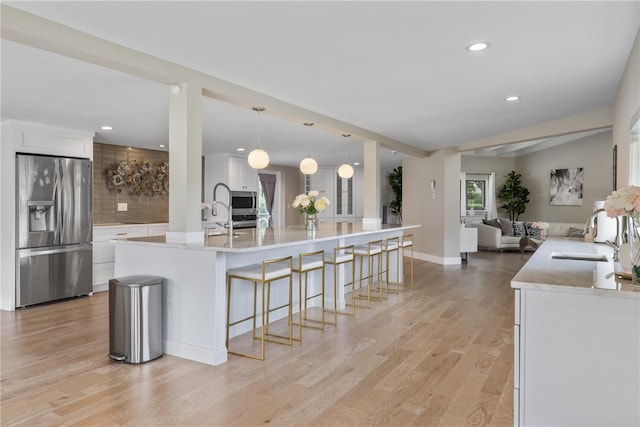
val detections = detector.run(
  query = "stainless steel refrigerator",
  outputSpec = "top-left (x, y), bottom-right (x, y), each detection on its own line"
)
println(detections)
top-left (16, 153), bottom-right (93, 307)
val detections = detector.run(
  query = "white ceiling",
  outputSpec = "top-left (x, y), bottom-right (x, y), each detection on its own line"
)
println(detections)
top-left (1, 1), bottom-right (638, 168)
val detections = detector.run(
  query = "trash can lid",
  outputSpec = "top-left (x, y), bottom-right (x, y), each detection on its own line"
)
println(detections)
top-left (109, 275), bottom-right (163, 287)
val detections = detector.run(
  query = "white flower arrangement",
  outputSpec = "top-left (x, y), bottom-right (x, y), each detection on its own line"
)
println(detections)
top-left (201, 202), bottom-right (212, 210)
top-left (603, 185), bottom-right (640, 219)
top-left (292, 191), bottom-right (330, 215)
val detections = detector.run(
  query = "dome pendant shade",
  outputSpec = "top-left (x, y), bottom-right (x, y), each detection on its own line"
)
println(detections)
top-left (338, 163), bottom-right (354, 179)
top-left (299, 157), bottom-right (318, 175)
top-left (248, 148), bottom-right (269, 169)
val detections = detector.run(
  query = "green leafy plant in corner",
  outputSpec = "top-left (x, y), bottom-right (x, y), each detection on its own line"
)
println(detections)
top-left (389, 166), bottom-right (402, 221)
top-left (498, 171), bottom-right (530, 221)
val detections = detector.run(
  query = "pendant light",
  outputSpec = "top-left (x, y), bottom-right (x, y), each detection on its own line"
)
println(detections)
top-left (338, 133), bottom-right (354, 179)
top-left (248, 107), bottom-right (269, 169)
top-left (299, 122), bottom-right (318, 175)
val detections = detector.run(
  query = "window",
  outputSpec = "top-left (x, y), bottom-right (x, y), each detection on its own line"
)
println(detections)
top-left (466, 179), bottom-right (486, 210)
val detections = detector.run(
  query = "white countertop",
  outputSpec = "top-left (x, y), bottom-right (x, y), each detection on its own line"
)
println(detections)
top-left (511, 238), bottom-right (640, 298)
top-left (112, 222), bottom-right (420, 253)
top-left (94, 222), bottom-right (168, 228)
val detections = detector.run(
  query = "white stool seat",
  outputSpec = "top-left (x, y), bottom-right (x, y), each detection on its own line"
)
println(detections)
top-left (326, 252), bottom-right (355, 264)
top-left (228, 262), bottom-right (292, 281)
top-left (292, 254), bottom-right (324, 272)
top-left (401, 240), bottom-right (413, 247)
top-left (382, 242), bottom-right (399, 251)
top-left (354, 245), bottom-right (382, 256)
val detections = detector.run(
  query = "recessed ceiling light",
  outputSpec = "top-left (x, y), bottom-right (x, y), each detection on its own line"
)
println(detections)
top-left (236, 147), bottom-right (246, 152)
top-left (353, 162), bottom-right (360, 166)
top-left (159, 144), bottom-right (166, 148)
top-left (505, 95), bottom-right (521, 102)
top-left (101, 125), bottom-right (113, 130)
top-left (465, 42), bottom-right (489, 52)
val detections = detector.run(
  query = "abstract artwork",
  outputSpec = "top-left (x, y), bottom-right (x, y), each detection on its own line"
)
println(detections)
top-left (550, 168), bottom-right (583, 206)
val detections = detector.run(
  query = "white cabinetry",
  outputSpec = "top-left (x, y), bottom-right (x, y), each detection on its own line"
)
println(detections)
top-left (513, 288), bottom-right (639, 426)
top-left (335, 172), bottom-right (354, 220)
top-left (92, 224), bottom-right (168, 292)
top-left (309, 167), bottom-right (363, 222)
top-left (204, 154), bottom-right (257, 194)
top-left (309, 168), bottom-right (335, 221)
top-left (228, 155), bottom-right (258, 191)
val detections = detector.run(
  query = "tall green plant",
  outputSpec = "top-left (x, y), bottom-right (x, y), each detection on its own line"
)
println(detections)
top-left (389, 166), bottom-right (402, 221)
top-left (498, 171), bottom-right (530, 221)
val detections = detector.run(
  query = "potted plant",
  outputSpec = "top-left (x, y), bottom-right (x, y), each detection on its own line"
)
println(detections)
top-left (498, 171), bottom-right (530, 221)
top-left (388, 166), bottom-right (402, 222)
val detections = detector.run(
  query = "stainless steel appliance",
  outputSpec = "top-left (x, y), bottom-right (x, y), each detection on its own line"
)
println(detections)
top-left (231, 190), bottom-right (257, 229)
top-left (16, 153), bottom-right (93, 307)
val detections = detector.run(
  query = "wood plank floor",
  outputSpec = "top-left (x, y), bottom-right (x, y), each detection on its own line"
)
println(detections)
top-left (1, 251), bottom-right (530, 426)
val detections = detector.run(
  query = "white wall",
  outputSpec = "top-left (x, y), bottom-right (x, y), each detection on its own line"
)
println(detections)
top-left (404, 149), bottom-right (461, 264)
top-left (516, 130), bottom-right (613, 223)
top-left (613, 29), bottom-right (640, 187)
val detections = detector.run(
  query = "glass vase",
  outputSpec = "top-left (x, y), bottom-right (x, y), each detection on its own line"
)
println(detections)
top-left (304, 213), bottom-right (317, 231)
top-left (624, 214), bottom-right (640, 287)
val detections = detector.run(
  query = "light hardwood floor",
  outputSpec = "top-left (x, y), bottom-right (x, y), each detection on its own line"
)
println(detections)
top-left (1, 251), bottom-right (529, 426)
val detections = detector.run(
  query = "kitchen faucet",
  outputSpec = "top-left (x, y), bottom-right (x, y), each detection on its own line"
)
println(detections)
top-left (583, 208), bottom-right (620, 257)
top-left (212, 183), bottom-right (233, 236)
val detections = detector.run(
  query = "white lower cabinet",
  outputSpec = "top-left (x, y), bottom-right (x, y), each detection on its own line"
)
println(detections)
top-left (514, 288), bottom-right (639, 426)
top-left (92, 224), bottom-right (168, 292)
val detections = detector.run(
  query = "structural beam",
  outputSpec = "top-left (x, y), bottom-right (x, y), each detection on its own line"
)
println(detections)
top-left (1, 4), bottom-right (428, 159)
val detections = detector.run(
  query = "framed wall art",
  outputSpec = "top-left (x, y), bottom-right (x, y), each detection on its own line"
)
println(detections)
top-left (550, 168), bottom-right (583, 206)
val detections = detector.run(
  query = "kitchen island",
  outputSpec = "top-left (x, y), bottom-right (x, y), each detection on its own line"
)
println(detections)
top-left (113, 223), bottom-right (420, 366)
top-left (511, 238), bottom-right (640, 426)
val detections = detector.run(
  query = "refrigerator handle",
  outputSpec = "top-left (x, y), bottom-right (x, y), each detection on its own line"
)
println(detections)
top-left (54, 159), bottom-right (62, 245)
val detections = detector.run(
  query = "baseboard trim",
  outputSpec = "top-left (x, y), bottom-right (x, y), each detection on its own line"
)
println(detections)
top-left (164, 339), bottom-right (227, 366)
top-left (412, 251), bottom-right (462, 265)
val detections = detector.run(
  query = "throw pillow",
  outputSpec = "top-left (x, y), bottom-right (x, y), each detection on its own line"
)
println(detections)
top-left (525, 222), bottom-right (545, 239)
top-left (568, 226), bottom-right (585, 238)
top-left (483, 218), bottom-right (501, 229)
top-left (512, 221), bottom-right (526, 237)
top-left (497, 218), bottom-right (514, 236)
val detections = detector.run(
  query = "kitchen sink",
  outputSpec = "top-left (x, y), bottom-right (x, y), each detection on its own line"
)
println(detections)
top-left (207, 230), bottom-right (245, 237)
top-left (550, 252), bottom-right (608, 262)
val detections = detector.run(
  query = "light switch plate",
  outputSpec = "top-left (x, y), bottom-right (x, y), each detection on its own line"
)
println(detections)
top-left (117, 202), bottom-right (128, 212)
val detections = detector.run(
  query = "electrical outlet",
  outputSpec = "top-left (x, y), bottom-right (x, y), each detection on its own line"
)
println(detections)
top-left (117, 203), bottom-right (128, 212)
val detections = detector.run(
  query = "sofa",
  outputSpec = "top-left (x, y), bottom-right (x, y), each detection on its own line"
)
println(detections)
top-left (467, 219), bottom-right (585, 251)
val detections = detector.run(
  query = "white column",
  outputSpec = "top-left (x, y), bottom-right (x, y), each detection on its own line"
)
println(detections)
top-left (362, 140), bottom-right (381, 229)
top-left (166, 83), bottom-right (204, 243)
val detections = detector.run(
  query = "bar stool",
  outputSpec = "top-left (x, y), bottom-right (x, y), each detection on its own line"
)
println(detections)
top-left (353, 240), bottom-right (384, 308)
top-left (402, 234), bottom-right (414, 287)
top-left (291, 250), bottom-right (325, 340)
top-left (324, 244), bottom-right (356, 323)
top-left (381, 236), bottom-right (402, 293)
top-left (226, 256), bottom-right (293, 361)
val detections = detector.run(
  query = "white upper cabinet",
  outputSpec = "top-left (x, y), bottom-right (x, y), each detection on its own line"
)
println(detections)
top-left (309, 167), bottom-right (364, 222)
top-left (308, 168), bottom-right (335, 220)
top-left (228, 156), bottom-right (258, 192)
top-left (204, 154), bottom-right (258, 195)
top-left (335, 172), bottom-right (354, 219)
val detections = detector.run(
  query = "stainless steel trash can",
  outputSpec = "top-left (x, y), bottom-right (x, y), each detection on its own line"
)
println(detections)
top-left (109, 275), bottom-right (163, 364)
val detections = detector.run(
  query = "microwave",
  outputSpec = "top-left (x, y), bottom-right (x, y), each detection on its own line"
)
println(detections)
top-left (231, 191), bottom-right (257, 228)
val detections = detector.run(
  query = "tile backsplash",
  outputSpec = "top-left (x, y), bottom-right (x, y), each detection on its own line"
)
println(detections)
top-left (93, 143), bottom-right (169, 225)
